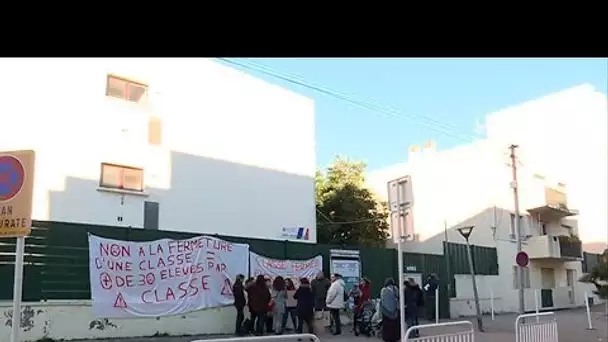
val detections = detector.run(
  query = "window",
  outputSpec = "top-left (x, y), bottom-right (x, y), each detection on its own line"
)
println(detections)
top-left (513, 266), bottom-right (531, 289)
top-left (144, 201), bottom-right (160, 230)
top-left (106, 75), bottom-right (148, 104)
top-left (148, 116), bottom-right (163, 146)
top-left (100, 163), bottom-right (144, 192)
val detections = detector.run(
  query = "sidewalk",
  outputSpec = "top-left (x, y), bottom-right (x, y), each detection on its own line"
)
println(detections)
top-left (71, 306), bottom-right (607, 342)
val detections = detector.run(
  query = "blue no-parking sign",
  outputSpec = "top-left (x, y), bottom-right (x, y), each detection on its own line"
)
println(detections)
top-left (0, 150), bottom-right (35, 238)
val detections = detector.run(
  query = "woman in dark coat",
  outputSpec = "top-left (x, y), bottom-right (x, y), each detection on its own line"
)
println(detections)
top-left (379, 278), bottom-right (400, 342)
top-left (248, 275), bottom-right (271, 335)
top-left (404, 278), bottom-right (424, 338)
top-left (293, 277), bottom-right (315, 333)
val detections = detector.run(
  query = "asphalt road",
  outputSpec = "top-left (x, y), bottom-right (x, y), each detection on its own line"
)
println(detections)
top-left (74, 306), bottom-right (608, 342)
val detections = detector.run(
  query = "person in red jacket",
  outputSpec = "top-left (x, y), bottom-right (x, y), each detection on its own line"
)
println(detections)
top-left (352, 278), bottom-right (372, 330)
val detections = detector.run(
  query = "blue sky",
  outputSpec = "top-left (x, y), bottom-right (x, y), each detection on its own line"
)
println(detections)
top-left (221, 58), bottom-right (608, 171)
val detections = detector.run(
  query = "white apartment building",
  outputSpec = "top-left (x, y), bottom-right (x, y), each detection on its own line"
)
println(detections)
top-left (484, 84), bottom-right (608, 247)
top-left (0, 58), bottom-right (317, 242)
top-left (368, 85), bottom-right (606, 316)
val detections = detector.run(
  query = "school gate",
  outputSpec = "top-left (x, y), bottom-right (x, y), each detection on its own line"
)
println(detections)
top-left (0, 220), bottom-right (500, 319)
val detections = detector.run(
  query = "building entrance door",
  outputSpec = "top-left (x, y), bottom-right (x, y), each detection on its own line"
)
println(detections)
top-left (540, 268), bottom-right (555, 308)
top-left (566, 269), bottom-right (576, 305)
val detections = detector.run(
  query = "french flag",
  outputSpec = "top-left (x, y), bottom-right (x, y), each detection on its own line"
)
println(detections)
top-left (296, 227), bottom-right (310, 240)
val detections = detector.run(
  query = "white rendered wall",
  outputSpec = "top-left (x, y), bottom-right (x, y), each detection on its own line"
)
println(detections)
top-left (0, 58), bottom-right (317, 242)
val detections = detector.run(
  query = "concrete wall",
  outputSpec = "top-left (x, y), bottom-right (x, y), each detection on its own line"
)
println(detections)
top-left (0, 58), bottom-right (317, 242)
top-left (0, 301), bottom-right (236, 341)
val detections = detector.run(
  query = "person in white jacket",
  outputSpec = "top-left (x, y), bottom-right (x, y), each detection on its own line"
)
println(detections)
top-left (325, 273), bottom-right (345, 335)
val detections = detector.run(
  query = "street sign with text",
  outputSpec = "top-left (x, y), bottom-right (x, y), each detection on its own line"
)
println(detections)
top-left (0, 150), bottom-right (35, 238)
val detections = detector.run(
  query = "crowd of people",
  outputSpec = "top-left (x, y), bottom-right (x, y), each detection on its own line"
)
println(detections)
top-left (231, 271), bottom-right (438, 341)
top-left (379, 274), bottom-right (438, 341)
top-left (232, 271), bottom-right (349, 336)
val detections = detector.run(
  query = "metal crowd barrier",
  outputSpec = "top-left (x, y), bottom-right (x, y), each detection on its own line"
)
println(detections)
top-left (191, 334), bottom-right (319, 342)
top-left (515, 312), bottom-right (559, 342)
top-left (404, 320), bottom-right (475, 342)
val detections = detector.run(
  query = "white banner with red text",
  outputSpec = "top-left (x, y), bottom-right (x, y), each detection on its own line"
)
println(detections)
top-left (249, 252), bottom-right (322, 286)
top-left (88, 234), bottom-right (249, 318)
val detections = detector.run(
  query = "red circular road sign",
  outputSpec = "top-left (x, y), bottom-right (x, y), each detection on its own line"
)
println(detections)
top-left (516, 251), bottom-right (529, 267)
top-left (0, 155), bottom-right (25, 202)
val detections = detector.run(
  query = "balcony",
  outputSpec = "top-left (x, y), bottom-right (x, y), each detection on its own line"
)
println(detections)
top-left (527, 186), bottom-right (578, 222)
top-left (524, 234), bottom-right (583, 261)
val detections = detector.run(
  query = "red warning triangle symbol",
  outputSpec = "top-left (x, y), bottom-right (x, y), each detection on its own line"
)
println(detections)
top-left (221, 278), bottom-right (233, 297)
top-left (113, 292), bottom-right (128, 308)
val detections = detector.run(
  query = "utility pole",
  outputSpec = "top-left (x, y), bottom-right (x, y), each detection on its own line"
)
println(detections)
top-left (444, 220), bottom-right (452, 299)
top-left (510, 144), bottom-right (525, 315)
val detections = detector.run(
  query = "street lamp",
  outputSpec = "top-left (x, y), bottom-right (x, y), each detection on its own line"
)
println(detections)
top-left (457, 226), bottom-right (474, 240)
top-left (457, 225), bottom-right (484, 332)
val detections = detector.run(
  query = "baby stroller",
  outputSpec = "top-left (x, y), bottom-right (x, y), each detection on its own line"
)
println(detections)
top-left (370, 298), bottom-right (383, 338)
top-left (354, 299), bottom-right (377, 337)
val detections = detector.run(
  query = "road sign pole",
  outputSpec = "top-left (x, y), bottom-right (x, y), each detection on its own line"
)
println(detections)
top-left (388, 176), bottom-right (412, 341)
top-left (11, 236), bottom-right (25, 342)
top-left (0, 150), bottom-right (35, 342)
top-left (396, 228), bottom-right (407, 340)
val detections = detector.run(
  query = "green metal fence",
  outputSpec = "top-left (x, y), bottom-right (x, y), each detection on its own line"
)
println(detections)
top-left (0, 221), bottom-right (488, 319)
top-left (444, 242), bottom-right (499, 276)
top-left (582, 252), bottom-right (601, 273)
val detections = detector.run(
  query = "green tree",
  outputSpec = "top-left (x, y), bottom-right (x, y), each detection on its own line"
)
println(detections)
top-left (316, 156), bottom-right (389, 247)
top-left (579, 249), bottom-right (608, 299)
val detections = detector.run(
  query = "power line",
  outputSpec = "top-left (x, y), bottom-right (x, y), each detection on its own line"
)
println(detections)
top-left (237, 58), bottom-right (473, 136)
top-left (316, 207), bottom-right (383, 226)
top-left (216, 58), bottom-right (482, 144)
top-left (318, 218), bottom-right (384, 226)
top-left (315, 208), bottom-right (334, 224)
top-left (218, 58), bottom-right (535, 170)
top-left (218, 59), bottom-right (541, 232)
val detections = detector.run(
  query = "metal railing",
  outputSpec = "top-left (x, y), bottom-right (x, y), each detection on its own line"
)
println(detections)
top-left (404, 320), bottom-right (474, 342)
top-left (515, 312), bottom-right (559, 342)
top-left (191, 334), bottom-right (319, 342)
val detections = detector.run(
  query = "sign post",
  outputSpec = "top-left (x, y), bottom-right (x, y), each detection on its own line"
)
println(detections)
top-left (515, 251), bottom-right (529, 325)
top-left (0, 150), bottom-right (35, 342)
top-left (387, 176), bottom-right (413, 340)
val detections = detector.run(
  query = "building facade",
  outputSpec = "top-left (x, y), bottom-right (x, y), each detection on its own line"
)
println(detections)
top-left (483, 84), bottom-right (608, 248)
top-left (0, 58), bottom-right (317, 242)
top-left (368, 85), bottom-right (606, 315)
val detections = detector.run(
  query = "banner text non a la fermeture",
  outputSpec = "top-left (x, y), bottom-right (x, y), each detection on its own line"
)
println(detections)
top-left (89, 234), bottom-right (249, 318)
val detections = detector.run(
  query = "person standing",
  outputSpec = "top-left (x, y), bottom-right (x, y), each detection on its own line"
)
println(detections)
top-left (404, 278), bottom-right (424, 338)
top-left (271, 276), bottom-right (287, 334)
top-left (353, 278), bottom-right (372, 333)
top-left (379, 278), bottom-right (400, 342)
top-left (311, 271), bottom-right (331, 311)
top-left (265, 276), bottom-right (274, 333)
top-left (283, 278), bottom-right (298, 331)
top-left (423, 274), bottom-right (438, 321)
top-left (244, 277), bottom-right (255, 333)
top-left (294, 277), bottom-right (315, 333)
top-left (249, 275), bottom-right (271, 335)
top-left (326, 273), bottom-right (345, 335)
top-left (232, 274), bottom-right (246, 336)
